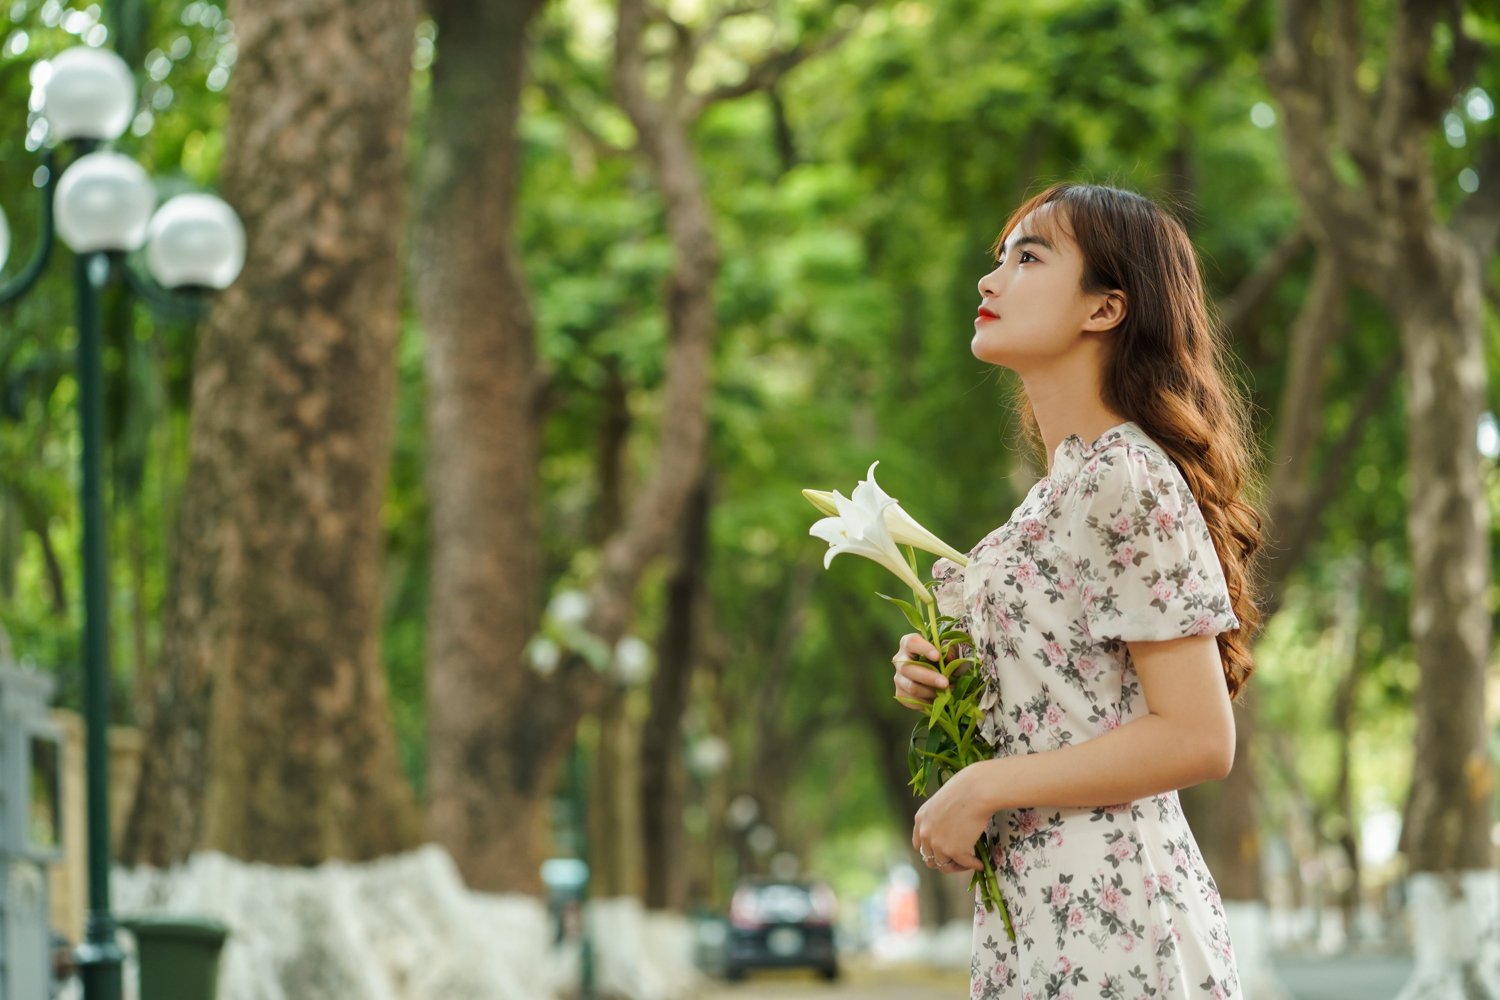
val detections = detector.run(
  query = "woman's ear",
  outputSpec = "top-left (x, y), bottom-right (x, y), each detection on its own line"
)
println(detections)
top-left (1083, 289), bottom-right (1127, 333)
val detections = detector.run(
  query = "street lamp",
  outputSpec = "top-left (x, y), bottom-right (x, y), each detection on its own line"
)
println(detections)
top-left (0, 44), bottom-right (243, 1000)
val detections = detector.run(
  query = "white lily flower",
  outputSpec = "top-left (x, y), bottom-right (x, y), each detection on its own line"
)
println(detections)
top-left (803, 463), bottom-right (968, 566)
top-left (808, 483), bottom-right (933, 600)
top-left (855, 462), bottom-right (971, 565)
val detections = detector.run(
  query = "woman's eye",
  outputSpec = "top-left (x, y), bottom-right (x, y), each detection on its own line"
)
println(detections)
top-left (1018, 250), bottom-right (1037, 264)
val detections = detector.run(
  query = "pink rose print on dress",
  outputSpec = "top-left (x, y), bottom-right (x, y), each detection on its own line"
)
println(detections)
top-left (1044, 703), bottom-right (1064, 727)
top-left (1113, 515), bottom-right (1133, 534)
top-left (1050, 882), bottom-right (1070, 906)
top-left (1100, 711), bottom-right (1121, 731)
top-left (1153, 508), bottom-right (1177, 532)
top-left (1022, 518), bottom-right (1047, 541)
top-left (1190, 614), bottom-right (1215, 635)
top-left (1056, 956), bottom-right (1074, 975)
top-left (1110, 839), bottom-right (1135, 861)
top-left (1077, 656), bottom-right (1099, 679)
top-left (1185, 572), bottom-right (1204, 594)
top-left (1043, 641), bottom-right (1066, 665)
top-left (1014, 560), bottom-right (1040, 586)
top-left (1009, 850), bottom-right (1027, 875)
top-left (1114, 542), bottom-right (1137, 565)
top-left (1144, 875), bottom-right (1160, 901)
top-left (1016, 809), bottom-right (1041, 835)
top-left (1017, 712), bottom-right (1039, 736)
top-left (1067, 907), bottom-right (1086, 930)
top-left (1048, 828), bottom-right (1064, 848)
top-left (1151, 578), bottom-right (1176, 603)
top-left (1120, 932), bottom-right (1136, 952)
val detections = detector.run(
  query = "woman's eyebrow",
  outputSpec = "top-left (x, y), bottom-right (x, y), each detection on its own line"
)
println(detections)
top-left (999, 234), bottom-right (1055, 256)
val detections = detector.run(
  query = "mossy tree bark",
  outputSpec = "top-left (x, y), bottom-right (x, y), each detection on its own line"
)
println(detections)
top-left (123, 0), bottom-right (423, 865)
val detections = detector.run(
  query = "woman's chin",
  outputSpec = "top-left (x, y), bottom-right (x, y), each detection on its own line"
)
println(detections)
top-left (970, 333), bottom-right (1015, 368)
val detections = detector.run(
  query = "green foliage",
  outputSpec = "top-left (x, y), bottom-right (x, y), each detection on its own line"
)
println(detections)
top-left (0, 0), bottom-right (1494, 906)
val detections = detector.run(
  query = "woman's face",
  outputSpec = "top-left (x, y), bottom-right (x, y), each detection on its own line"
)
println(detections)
top-left (971, 206), bottom-right (1118, 371)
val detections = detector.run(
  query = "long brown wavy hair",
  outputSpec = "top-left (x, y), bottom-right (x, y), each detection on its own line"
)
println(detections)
top-left (996, 182), bottom-right (1263, 699)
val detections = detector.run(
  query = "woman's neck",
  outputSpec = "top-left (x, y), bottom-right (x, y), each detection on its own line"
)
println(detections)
top-left (1020, 350), bottom-right (1128, 472)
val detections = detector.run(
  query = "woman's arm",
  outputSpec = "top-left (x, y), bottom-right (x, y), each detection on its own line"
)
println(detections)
top-left (973, 633), bottom-right (1235, 813)
top-left (910, 632), bottom-right (1235, 870)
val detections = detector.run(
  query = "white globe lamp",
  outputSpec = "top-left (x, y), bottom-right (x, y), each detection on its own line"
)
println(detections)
top-left (36, 47), bottom-right (135, 142)
top-left (145, 194), bottom-right (246, 289)
top-left (55, 152), bottom-right (155, 253)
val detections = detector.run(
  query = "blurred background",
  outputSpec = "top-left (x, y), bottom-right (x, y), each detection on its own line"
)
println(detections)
top-left (0, 0), bottom-right (1497, 998)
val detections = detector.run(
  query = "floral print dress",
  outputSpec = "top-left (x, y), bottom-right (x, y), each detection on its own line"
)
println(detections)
top-left (932, 422), bottom-right (1242, 1000)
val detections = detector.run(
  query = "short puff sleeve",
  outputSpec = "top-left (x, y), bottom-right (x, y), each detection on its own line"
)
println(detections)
top-left (1062, 446), bottom-right (1239, 643)
top-left (930, 557), bottom-right (966, 621)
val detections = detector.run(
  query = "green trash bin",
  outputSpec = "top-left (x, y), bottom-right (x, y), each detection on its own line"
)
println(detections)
top-left (120, 916), bottom-right (229, 1000)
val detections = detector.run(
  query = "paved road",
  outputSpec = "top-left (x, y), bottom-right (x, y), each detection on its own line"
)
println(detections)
top-left (697, 960), bottom-right (965, 999)
top-left (695, 954), bottom-right (1415, 999)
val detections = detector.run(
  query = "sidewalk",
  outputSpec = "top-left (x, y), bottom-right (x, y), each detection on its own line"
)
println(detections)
top-left (1273, 953), bottom-right (1414, 1000)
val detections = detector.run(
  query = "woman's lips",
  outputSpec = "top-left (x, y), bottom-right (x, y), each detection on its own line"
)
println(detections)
top-left (976, 306), bottom-right (1000, 322)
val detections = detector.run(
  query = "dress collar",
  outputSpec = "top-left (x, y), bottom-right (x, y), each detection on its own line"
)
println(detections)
top-left (1046, 420), bottom-right (1143, 485)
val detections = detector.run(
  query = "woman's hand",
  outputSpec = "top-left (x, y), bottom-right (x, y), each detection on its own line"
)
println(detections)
top-left (911, 761), bottom-right (995, 873)
top-left (890, 632), bottom-right (949, 711)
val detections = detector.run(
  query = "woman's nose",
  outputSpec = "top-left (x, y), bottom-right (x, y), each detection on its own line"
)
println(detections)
top-left (978, 265), bottom-right (1002, 299)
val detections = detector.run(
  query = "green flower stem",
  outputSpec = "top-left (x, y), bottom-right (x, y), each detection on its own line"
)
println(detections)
top-left (904, 547), bottom-right (1014, 941)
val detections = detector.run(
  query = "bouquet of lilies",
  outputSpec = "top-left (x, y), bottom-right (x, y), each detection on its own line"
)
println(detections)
top-left (803, 463), bottom-right (1013, 939)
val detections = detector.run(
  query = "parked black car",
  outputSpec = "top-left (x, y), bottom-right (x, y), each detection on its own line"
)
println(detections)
top-left (724, 877), bottom-right (839, 982)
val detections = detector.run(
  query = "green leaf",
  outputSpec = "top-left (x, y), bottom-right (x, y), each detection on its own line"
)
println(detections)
top-left (877, 592), bottom-right (928, 632)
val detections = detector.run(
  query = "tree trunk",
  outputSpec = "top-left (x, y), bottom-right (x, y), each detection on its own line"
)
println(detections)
top-left (589, 687), bottom-right (645, 898)
top-left (123, 0), bottom-right (422, 864)
top-left (1392, 247), bottom-right (1492, 874)
top-left (413, 0), bottom-right (551, 893)
top-left (641, 473), bottom-right (711, 912)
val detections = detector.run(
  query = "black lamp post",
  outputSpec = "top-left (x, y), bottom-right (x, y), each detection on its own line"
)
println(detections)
top-left (0, 44), bottom-right (244, 1000)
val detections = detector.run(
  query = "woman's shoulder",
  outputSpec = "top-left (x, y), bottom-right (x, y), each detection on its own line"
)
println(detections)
top-left (1056, 422), bottom-right (1186, 501)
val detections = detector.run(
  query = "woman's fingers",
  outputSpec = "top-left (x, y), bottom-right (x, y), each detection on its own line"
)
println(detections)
top-left (892, 633), bottom-right (949, 710)
top-left (896, 668), bottom-right (946, 695)
top-left (894, 673), bottom-right (940, 708)
top-left (898, 632), bottom-right (942, 663)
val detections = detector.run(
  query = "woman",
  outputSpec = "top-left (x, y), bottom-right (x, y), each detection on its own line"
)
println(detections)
top-left (892, 182), bottom-right (1262, 998)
